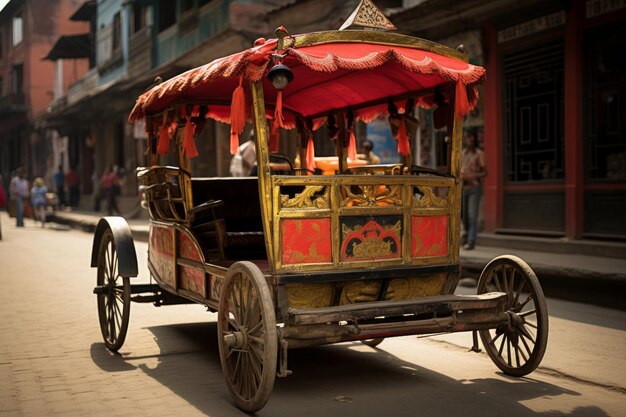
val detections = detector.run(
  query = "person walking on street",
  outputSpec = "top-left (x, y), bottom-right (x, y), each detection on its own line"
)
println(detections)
top-left (9, 167), bottom-right (29, 227)
top-left (66, 166), bottom-right (79, 207)
top-left (461, 131), bottom-right (486, 250)
top-left (31, 177), bottom-right (48, 227)
top-left (54, 165), bottom-right (66, 208)
top-left (101, 166), bottom-right (122, 216)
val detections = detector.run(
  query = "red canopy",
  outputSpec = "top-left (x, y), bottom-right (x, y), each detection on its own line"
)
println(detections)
top-left (129, 31), bottom-right (485, 129)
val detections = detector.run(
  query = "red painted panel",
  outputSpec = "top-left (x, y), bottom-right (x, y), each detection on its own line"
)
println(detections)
top-left (281, 218), bottom-right (332, 265)
top-left (178, 231), bottom-right (202, 261)
top-left (340, 218), bottom-right (402, 262)
top-left (411, 216), bottom-right (449, 257)
top-left (179, 266), bottom-right (205, 296)
top-left (149, 225), bottom-right (175, 288)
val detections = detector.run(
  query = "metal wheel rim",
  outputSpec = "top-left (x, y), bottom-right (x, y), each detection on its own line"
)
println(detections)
top-left (97, 230), bottom-right (130, 351)
top-left (478, 256), bottom-right (548, 376)
top-left (217, 262), bottom-right (277, 413)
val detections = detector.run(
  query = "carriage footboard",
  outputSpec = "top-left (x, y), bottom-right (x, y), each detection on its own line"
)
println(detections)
top-left (281, 293), bottom-right (509, 348)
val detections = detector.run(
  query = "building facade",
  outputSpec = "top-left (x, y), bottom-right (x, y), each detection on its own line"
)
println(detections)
top-left (0, 0), bottom-right (89, 190)
top-left (393, 0), bottom-right (626, 240)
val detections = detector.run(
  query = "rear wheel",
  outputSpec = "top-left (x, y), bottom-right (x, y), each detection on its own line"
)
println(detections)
top-left (478, 255), bottom-right (548, 376)
top-left (96, 228), bottom-right (131, 351)
top-left (217, 262), bottom-right (277, 412)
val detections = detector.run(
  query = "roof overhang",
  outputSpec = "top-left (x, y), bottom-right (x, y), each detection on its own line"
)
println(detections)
top-left (70, 0), bottom-right (96, 21)
top-left (44, 34), bottom-right (91, 60)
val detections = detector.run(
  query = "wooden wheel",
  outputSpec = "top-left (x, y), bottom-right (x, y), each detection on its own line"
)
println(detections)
top-left (361, 338), bottom-right (384, 347)
top-left (478, 255), bottom-right (548, 377)
top-left (217, 262), bottom-right (277, 412)
top-left (96, 228), bottom-right (131, 351)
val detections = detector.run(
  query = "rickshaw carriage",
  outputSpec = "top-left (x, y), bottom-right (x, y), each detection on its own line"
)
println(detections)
top-left (91, 1), bottom-right (548, 412)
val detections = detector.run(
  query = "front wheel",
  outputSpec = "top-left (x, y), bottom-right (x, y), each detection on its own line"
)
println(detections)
top-left (96, 228), bottom-right (131, 351)
top-left (478, 255), bottom-right (548, 377)
top-left (217, 262), bottom-right (278, 413)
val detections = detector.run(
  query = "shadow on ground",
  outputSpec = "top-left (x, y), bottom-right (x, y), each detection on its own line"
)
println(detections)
top-left (88, 320), bottom-right (610, 417)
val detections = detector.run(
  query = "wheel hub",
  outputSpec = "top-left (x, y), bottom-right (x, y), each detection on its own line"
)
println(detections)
top-left (224, 329), bottom-right (248, 350)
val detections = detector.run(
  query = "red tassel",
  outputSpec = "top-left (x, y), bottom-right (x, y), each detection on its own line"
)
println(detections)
top-left (230, 76), bottom-right (245, 155)
top-left (348, 129), bottom-right (357, 161)
top-left (183, 117), bottom-right (198, 158)
top-left (157, 112), bottom-right (170, 155)
top-left (274, 90), bottom-right (284, 128)
top-left (397, 118), bottom-right (411, 156)
top-left (306, 134), bottom-right (315, 176)
top-left (269, 120), bottom-right (280, 153)
top-left (455, 78), bottom-right (470, 118)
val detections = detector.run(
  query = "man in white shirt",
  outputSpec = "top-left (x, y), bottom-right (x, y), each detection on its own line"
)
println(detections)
top-left (9, 167), bottom-right (29, 227)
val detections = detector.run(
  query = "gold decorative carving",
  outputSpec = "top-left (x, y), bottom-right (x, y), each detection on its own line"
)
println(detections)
top-left (414, 186), bottom-right (447, 208)
top-left (341, 184), bottom-right (402, 207)
top-left (281, 186), bottom-right (329, 209)
top-left (286, 282), bottom-right (334, 308)
top-left (339, 0), bottom-right (397, 31)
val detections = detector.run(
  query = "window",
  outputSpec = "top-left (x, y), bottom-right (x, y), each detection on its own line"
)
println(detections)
top-left (503, 40), bottom-right (565, 182)
top-left (585, 23), bottom-right (626, 181)
top-left (158, 0), bottom-right (176, 32)
top-left (11, 64), bottom-right (23, 95)
top-left (112, 12), bottom-right (121, 51)
top-left (12, 14), bottom-right (23, 46)
top-left (132, 3), bottom-right (145, 33)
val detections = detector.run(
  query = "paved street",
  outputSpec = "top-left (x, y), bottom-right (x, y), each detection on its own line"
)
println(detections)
top-left (0, 213), bottom-right (624, 417)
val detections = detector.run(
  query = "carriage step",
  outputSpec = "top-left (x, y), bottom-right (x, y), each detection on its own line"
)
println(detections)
top-left (287, 293), bottom-right (507, 325)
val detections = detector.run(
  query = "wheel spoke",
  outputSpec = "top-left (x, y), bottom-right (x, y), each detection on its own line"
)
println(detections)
top-left (249, 335), bottom-right (266, 345)
top-left (519, 331), bottom-right (533, 356)
top-left (513, 278), bottom-right (525, 307)
top-left (519, 325), bottom-right (536, 345)
top-left (498, 334), bottom-right (506, 357)
top-left (519, 308), bottom-right (536, 318)
top-left (525, 321), bottom-right (538, 329)
top-left (515, 343), bottom-right (520, 367)
top-left (248, 351), bottom-right (262, 388)
top-left (507, 337), bottom-right (512, 366)
top-left (248, 341), bottom-right (264, 364)
top-left (247, 319), bottom-right (263, 337)
top-left (492, 270), bottom-right (502, 293)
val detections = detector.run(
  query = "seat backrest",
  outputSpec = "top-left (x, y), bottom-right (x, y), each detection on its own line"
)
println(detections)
top-left (138, 166), bottom-right (190, 223)
top-left (191, 177), bottom-right (263, 232)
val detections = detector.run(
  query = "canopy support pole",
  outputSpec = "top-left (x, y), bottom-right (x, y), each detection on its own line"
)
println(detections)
top-left (250, 80), bottom-right (275, 268)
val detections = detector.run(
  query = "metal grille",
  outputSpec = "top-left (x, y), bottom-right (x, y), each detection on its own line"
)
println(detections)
top-left (503, 41), bottom-right (564, 182)
top-left (585, 24), bottom-right (626, 181)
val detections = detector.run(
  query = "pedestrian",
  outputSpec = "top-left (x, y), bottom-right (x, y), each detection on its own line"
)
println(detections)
top-left (101, 165), bottom-right (121, 215)
top-left (31, 177), bottom-right (48, 227)
top-left (9, 167), bottom-right (29, 227)
top-left (66, 165), bottom-right (80, 207)
top-left (54, 165), bottom-right (66, 208)
top-left (360, 140), bottom-right (381, 164)
top-left (461, 131), bottom-right (486, 250)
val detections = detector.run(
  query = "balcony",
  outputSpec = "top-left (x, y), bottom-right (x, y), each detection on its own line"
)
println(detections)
top-left (128, 25), bottom-right (152, 78)
top-left (67, 68), bottom-right (99, 106)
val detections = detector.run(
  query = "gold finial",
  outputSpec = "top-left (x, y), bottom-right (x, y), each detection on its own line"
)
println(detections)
top-left (339, 0), bottom-right (397, 31)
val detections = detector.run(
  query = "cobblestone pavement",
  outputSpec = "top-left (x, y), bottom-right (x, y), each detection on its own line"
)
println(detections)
top-left (1, 213), bottom-right (624, 417)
